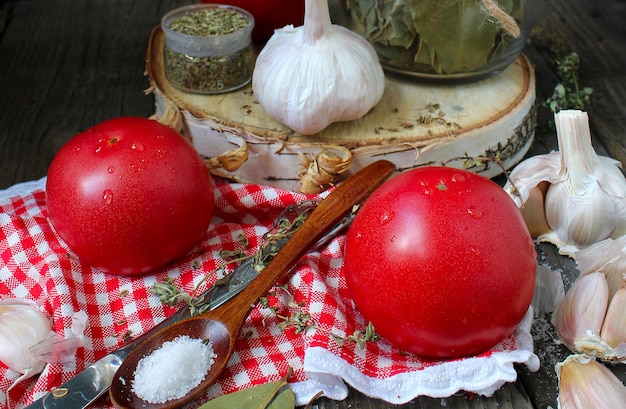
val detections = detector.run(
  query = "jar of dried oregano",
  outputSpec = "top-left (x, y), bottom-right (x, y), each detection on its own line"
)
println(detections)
top-left (161, 4), bottom-right (255, 94)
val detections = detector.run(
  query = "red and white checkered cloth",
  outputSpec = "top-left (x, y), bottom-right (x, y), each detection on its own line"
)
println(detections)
top-left (0, 177), bottom-right (539, 409)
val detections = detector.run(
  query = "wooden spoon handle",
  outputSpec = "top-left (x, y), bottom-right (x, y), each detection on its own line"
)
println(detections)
top-left (218, 160), bottom-right (395, 333)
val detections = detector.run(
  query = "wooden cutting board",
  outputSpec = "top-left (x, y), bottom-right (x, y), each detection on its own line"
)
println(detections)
top-left (146, 26), bottom-right (536, 193)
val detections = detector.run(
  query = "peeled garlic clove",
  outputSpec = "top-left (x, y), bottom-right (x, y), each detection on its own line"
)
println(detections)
top-left (252, 0), bottom-right (385, 135)
top-left (552, 271), bottom-right (609, 351)
top-left (556, 354), bottom-right (626, 409)
top-left (600, 283), bottom-right (626, 357)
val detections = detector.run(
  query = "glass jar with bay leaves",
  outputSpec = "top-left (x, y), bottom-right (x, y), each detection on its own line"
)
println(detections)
top-left (343, 0), bottom-right (539, 81)
top-left (161, 4), bottom-right (255, 94)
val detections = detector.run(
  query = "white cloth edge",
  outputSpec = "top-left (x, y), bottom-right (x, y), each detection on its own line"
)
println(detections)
top-left (300, 308), bottom-right (539, 405)
top-left (0, 177), bottom-right (47, 201)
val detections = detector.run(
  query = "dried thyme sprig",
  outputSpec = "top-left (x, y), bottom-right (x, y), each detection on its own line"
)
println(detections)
top-left (259, 286), bottom-right (379, 349)
top-left (545, 51), bottom-right (593, 114)
top-left (150, 202), bottom-right (317, 315)
top-left (533, 34), bottom-right (593, 116)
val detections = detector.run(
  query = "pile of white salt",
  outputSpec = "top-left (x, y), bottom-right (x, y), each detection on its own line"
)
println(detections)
top-left (132, 335), bottom-right (217, 403)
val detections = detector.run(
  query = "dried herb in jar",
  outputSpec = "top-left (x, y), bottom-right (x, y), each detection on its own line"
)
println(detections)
top-left (163, 7), bottom-right (254, 94)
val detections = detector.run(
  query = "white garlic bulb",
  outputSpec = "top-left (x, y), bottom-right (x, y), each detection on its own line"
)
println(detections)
top-left (252, 0), bottom-right (385, 135)
top-left (504, 110), bottom-right (626, 256)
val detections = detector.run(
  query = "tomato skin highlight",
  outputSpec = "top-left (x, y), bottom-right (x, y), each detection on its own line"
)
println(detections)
top-left (344, 166), bottom-right (536, 359)
top-left (46, 117), bottom-right (215, 275)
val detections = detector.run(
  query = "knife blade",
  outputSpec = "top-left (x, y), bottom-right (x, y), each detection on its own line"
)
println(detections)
top-left (25, 208), bottom-right (354, 409)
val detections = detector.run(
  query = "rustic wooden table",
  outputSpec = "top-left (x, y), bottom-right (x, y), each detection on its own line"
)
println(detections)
top-left (1, 0), bottom-right (625, 408)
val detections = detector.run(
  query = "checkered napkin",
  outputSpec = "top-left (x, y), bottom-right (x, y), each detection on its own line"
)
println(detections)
top-left (0, 177), bottom-right (539, 409)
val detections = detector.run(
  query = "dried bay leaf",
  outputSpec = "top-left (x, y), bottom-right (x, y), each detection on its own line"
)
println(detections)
top-left (408, 0), bottom-right (500, 74)
top-left (198, 374), bottom-right (296, 409)
top-left (347, 0), bottom-right (523, 75)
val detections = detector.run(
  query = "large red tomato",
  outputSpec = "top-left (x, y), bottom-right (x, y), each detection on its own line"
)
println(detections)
top-left (46, 117), bottom-right (215, 275)
top-left (344, 166), bottom-right (536, 359)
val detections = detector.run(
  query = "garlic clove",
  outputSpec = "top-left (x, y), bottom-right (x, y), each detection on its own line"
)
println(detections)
top-left (0, 298), bottom-right (86, 394)
top-left (600, 283), bottom-right (626, 356)
top-left (0, 299), bottom-right (53, 376)
top-left (518, 181), bottom-right (551, 238)
top-left (576, 235), bottom-right (626, 299)
top-left (556, 354), bottom-right (626, 409)
top-left (552, 271), bottom-right (609, 352)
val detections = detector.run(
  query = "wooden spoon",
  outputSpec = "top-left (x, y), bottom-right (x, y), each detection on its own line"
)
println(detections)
top-left (109, 160), bottom-right (395, 409)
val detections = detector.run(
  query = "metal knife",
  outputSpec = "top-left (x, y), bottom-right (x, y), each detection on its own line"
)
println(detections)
top-left (24, 210), bottom-right (354, 409)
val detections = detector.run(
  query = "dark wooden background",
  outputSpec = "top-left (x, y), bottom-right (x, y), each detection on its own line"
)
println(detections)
top-left (1, 0), bottom-right (625, 408)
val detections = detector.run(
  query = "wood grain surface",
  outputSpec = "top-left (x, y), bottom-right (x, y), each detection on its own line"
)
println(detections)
top-left (1, 1), bottom-right (625, 408)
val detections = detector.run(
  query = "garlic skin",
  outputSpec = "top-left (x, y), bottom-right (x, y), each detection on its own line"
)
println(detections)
top-left (552, 272), bottom-right (608, 351)
top-left (252, 0), bottom-right (385, 135)
top-left (504, 110), bottom-right (626, 257)
top-left (0, 298), bottom-right (86, 392)
top-left (556, 354), bottom-right (626, 409)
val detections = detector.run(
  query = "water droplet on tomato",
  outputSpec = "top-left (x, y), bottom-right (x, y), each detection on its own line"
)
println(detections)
top-left (390, 236), bottom-right (396, 243)
top-left (94, 146), bottom-right (102, 154)
top-left (131, 142), bottom-right (145, 152)
top-left (423, 188), bottom-right (434, 195)
top-left (103, 189), bottom-right (114, 205)
top-left (379, 211), bottom-right (394, 224)
top-left (467, 205), bottom-right (483, 219)
top-left (107, 166), bottom-right (115, 174)
top-left (451, 173), bottom-right (466, 183)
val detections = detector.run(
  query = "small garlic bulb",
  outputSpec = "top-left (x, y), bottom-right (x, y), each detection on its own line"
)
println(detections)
top-left (556, 354), bottom-right (626, 409)
top-left (0, 298), bottom-right (86, 393)
top-left (252, 0), bottom-right (385, 135)
top-left (504, 110), bottom-right (626, 257)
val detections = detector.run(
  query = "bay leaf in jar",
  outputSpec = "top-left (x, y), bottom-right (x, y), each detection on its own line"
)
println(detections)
top-left (347, 0), bottom-right (528, 77)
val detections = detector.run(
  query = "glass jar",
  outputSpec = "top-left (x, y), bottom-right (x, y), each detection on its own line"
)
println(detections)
top-left (161, 4), bottom-right (255, 94)
top-left (344, 0), bottom-right (539, 82)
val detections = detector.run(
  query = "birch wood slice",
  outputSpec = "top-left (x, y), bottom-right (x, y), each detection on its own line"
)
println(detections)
top-left (146, 26), bottom-right (536, 193)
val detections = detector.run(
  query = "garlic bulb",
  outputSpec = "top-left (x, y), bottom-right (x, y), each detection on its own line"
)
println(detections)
top-left (0, 298), bottom-right (86, 392)
top-left (556, 354), bottom-right (626, 409)
top-left (252, 0), bottom-right (385, 135)
top-left (504, 110), bottom-right (626, 257)
top-left (552, 271), bottom-right (626, 362)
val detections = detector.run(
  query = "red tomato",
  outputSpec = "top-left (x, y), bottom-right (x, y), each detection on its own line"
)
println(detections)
top-left (201, 0), bottom-right (305, 42)
top-left (344, 166), bottom-right (536, 359)
top-left (46, 117), bottom-right (215, 275)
